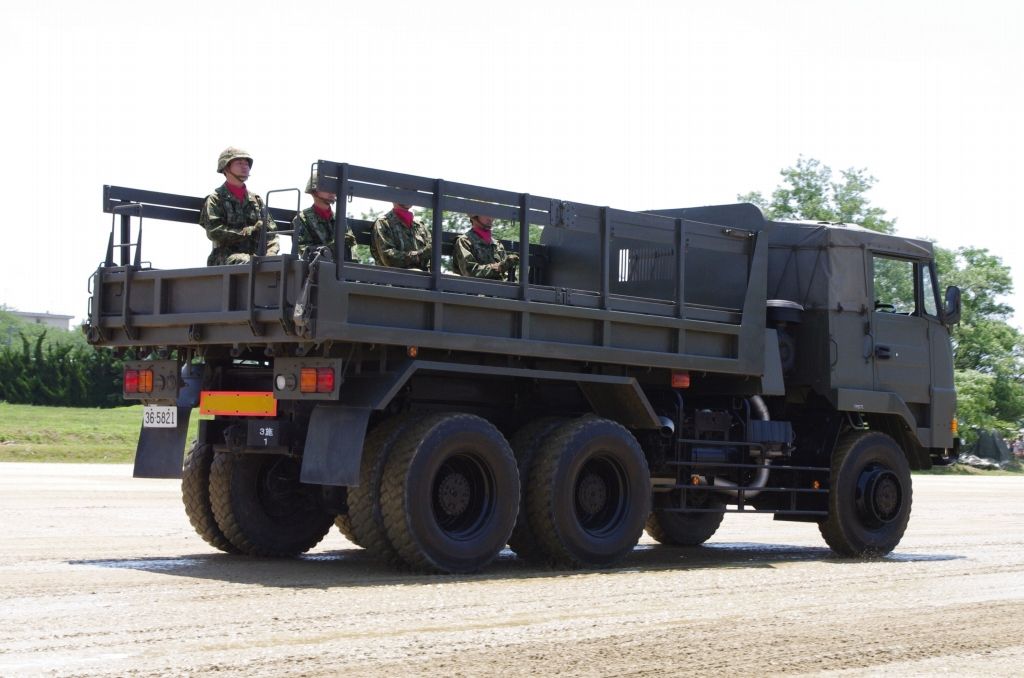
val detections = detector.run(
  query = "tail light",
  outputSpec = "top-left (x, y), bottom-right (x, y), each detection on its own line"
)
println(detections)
top-left (274, 358), bottom-right (342, 400)
top-left (300, 367), bottom-right (335, 393)
top-left (124, 368), bottom-right (154, 393)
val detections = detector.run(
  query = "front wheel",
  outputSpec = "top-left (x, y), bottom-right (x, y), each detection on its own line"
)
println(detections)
top-left (818, 431), bottom-right (912, 557)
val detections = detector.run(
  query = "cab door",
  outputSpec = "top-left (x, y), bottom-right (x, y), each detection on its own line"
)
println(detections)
top-left (870, 255), bottom-right (933, 407)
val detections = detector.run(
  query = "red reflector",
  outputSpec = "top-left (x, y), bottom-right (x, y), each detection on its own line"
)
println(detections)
top-left (138, 369), bottom-right (154, 393)
top-left (124, 369), bottom-right (139, 393)
top-left (316, 367), bottom-right (334, 393)
top-left (671, 371), bottom-right (691, 389)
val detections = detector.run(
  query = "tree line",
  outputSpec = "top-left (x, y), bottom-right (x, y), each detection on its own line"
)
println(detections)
top-left (0, 312), bottom-right (123, 407)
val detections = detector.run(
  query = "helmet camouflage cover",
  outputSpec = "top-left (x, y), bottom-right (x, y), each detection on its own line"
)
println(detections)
top-left (217, 147), bottom-right (253, 173)
top-left (305, 170), bottom-right (317, 194)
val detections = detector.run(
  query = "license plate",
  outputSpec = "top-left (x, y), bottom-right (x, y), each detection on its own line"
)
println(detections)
top-left (143, 405), bottom-right (177, 428)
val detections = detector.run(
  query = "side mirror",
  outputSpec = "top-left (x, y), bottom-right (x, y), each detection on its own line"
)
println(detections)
top-left (943, 285), bottom-right (962, 326)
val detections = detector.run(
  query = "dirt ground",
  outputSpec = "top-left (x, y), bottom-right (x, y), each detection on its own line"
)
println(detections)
top-left (1, 463), bottom-right (1023, 677)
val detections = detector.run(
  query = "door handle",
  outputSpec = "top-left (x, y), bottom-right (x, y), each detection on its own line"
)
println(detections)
top-left (875, 345), bottom-right (892, 360)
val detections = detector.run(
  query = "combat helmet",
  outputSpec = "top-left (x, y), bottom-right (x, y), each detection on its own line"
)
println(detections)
top-left (305, 170), bottom-right (318, 194)
top-left (217, 147), bottom-right (253, 173)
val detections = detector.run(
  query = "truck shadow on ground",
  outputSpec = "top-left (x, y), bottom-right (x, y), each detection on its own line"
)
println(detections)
top-left (70, 541), bottom-right (963, 590)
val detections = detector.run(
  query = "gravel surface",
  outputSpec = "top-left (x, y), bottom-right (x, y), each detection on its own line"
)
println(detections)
top-left (1, 463), bottom-right (1022, 677)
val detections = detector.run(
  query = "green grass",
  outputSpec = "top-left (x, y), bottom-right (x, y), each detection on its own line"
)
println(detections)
top-left (0, 403), bottom-right (203, 463)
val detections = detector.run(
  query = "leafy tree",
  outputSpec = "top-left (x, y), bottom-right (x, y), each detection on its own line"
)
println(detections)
top-left (934, 248), bottom-right (1024, 438)
top-left (739, 156), bottom-right (896, 233)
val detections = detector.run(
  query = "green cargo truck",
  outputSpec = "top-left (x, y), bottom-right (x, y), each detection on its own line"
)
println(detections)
top-left (84, 160), bottom-right (961, 573)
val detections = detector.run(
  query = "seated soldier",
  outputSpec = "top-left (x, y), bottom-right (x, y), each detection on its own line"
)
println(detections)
top-left (293, 170), bottom-right (355, 259)
top-left (371, 203), bottom-right (432, 270)
top-left (453, 211), bottom-right (519, 280)
top-left (200, 147), bottom-right (279, 265)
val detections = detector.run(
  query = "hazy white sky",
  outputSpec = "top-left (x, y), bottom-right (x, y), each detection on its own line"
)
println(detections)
top-left (3, 0), bottom-right (1023, 325)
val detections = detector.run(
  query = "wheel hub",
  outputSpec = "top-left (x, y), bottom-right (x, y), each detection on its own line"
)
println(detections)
top-left (576, 471), bottom-right (609, 516)
top-left (855, 465), bottom-right (903, 527)
top-left (436, 470), bottom-right (472, 517)
top-left (258, 457), bottom-right (311, 518)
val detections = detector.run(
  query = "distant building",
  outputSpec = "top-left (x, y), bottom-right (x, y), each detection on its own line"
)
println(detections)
top-left (8, 311), bottom-right (75, 331)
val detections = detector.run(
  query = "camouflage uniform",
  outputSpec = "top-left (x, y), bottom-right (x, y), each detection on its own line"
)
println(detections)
top-left (293, 206), bottom-right (355, 257)
top-left (371, 210), bottom-right (432, 270)
top-left (453, 229), bottom-right (519, 280)
top-left (200, 184), bottom-right (280, 265)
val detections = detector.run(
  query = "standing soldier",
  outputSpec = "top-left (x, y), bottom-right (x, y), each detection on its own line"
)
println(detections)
top-left (453, 211), bottom-right (519, 279)
top-left (371, 202), bottom-right (432, 270)
top-left (200, 147), bottom-right (279, 266)
top-left (293, 170), bottom-right (355, 259)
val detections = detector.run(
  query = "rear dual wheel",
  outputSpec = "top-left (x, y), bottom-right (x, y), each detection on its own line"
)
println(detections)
top-left (507, 417), bottom-right (567, 561)
top-left (181, 441), bottom-right (238, 553)
top-left (526, 416), bottom-right (651, 568)
top-left (380, 413), bottom-right (519, 573)
top-left (209, 452), bottom-right (334, 557)
top-left (334, 514), bottom-right (358, 545)
top-left (645, 494), bottom-right (724, 547)
top-left (347, 414), bottom-right (425, 567)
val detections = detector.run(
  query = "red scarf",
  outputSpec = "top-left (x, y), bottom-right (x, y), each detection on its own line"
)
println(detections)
top-left (393, 206), bottom-right (414, 228)
top-left (472, 224), bottom-right (493, 244)
top-left (313, 204), bottom-right (333, 221)
top-left (225, 183), bottom-right (246, 201)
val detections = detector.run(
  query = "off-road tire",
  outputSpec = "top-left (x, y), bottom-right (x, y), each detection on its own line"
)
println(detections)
top-left (818, 430), bottom-right (913, 557)
top-left (380, 413), bottom-right (519, 573)
top-left (209, 452), bottom-right (334, 557)
top-left (526, 416), bottom-right (651, 568)
top-left (347, 414), bottom-right (425, 567)
top-left (181, 441), bottom-right (238, 554)
top-left (645, 507), bottom-right (724, 546)
top-left (507, 417), bottom-right (568, 561)
top-left (334, 514), bottom-right (358, 545)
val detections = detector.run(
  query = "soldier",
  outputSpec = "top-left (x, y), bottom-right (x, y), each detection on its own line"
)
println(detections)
top-left (200, 147), bottom-right (279, 266)
top-left (453, 211), bottom-right (520, 280)
top-left (371, 202), bottom-right (432, 270)
top-left (293, 170), bottom-right (355, 258)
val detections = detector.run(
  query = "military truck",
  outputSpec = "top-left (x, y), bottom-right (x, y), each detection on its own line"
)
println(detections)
top-left (84, 160), bottom-right (961, 573)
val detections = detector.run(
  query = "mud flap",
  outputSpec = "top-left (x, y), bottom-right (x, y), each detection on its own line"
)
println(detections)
top-left (132, 406), bottom-right (191, 479)
top-left (300, 404), bottom-right (371, 487)
top-left (132, 363), bottom-right (203, 479)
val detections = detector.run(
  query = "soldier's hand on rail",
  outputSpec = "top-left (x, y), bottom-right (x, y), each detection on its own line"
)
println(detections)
top-left (417, 246), bottom-right (433, 266)
top-left (241, 222), bottom-right (264, 238)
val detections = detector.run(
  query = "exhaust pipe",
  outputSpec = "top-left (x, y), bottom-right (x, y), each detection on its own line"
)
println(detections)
top-left (713, 395), bottom-right (771, 499)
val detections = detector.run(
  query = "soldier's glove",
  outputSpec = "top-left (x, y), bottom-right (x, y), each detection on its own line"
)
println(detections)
top-left (241, 222), bottom-right (264, 238)
top-left (504, 254), bottom-right (521, 271)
